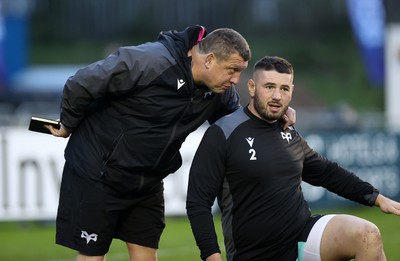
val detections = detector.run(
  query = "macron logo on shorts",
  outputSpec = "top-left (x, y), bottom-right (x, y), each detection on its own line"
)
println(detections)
top-left (81, 230), bottom-right (98, 244)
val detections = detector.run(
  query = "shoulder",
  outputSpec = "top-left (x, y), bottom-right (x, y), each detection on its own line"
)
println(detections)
top-left (213, 107), bottom-right (249, 139)
top-left (115, 42), bottom-right (177, 79)
top-left (120, 42), bottom-right (171, 60)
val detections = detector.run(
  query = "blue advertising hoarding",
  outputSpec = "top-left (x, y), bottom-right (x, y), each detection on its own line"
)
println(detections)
top-left (346, 0), bottom-right (385, 87)
top-left (303, 131), bottom-right (400, 209)
top-left (0, 0), bottom-right (29, 89)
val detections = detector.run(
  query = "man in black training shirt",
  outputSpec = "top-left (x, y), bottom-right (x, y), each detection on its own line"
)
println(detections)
top-left (186, 56), bottom-right (400, 261)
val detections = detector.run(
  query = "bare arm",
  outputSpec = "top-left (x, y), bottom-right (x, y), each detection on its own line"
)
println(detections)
top-left (374, 194), bottom-right (400, 215)
top-left (205, 253), bottom-right (223, 261)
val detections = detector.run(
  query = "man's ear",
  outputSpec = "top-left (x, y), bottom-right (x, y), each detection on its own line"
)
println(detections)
top-left (248, 79), bottom-right (255, 97)
top-left (204, 53), bottom-right (215, 69)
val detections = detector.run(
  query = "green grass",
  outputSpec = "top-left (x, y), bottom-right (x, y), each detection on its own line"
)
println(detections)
top-left (0, 207), bottom-right (399, 260)
top-left (0, 217), bottom-right (217, 261)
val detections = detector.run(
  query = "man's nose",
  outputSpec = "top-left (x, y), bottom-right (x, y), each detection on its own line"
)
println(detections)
top-left (230, 73), bottom-right (241, 85)
top-left (272, 88), bottom-right (281, 100)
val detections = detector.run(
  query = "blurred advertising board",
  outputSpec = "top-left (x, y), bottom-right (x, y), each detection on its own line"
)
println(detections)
top-left (0, 128), bottom-right (67, 221)
top-left (0, 126), bottom-right (205, 221)
top-left (303, 131), bottom-right (400, 208)
top-left (0, 127), bottom-right (399, 221)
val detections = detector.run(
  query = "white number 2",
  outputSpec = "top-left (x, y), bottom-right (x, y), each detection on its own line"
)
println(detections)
top-left (249, 148), bottom-right (257, 160)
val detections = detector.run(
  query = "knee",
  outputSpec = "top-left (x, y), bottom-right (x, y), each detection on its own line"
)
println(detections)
top-left (358, 221), bottom-right (383, 249)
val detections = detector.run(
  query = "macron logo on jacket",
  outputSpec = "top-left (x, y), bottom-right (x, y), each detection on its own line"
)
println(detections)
top-left (177, 79), bottom-right (185, 90)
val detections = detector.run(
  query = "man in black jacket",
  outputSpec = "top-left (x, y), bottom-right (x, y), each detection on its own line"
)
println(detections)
top-left (46, 25), bottom-right (296, 260)
top-left (186, 56), bottom-right (400, 261)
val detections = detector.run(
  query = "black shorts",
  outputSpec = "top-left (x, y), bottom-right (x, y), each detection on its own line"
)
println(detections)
top-left (298, 214), bottom-right (323, 242)
top-left (279, 214), bottom-right (323, 260)
top-left (56, 163), bottom-right (166, 256)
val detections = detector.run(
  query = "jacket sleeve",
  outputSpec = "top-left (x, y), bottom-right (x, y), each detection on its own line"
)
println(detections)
top-left (186, 125), bottom-right (226, 260)
top-left (301, 139), bottom-right (379, 206)
top-left (60, 47), bottom-right (143, 131)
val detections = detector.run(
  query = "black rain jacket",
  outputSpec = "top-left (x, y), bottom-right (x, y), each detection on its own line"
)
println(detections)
top-left (60, 25), bottom-right (241, 195)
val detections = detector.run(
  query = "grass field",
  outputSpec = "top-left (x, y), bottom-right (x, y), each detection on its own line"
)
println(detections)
top-left (0, 206), bottom-right (399, 261)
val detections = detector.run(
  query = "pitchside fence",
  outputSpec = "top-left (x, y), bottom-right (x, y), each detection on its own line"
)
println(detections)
top-left (0, 122), bottom-right (399, 221)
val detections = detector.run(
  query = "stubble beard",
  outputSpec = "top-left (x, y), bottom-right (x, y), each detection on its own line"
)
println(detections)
top-left (254, 96), bottom-right (288, 122)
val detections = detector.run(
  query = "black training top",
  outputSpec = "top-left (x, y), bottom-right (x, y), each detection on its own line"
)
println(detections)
top-left (186, 106), bottom-right (379, 261)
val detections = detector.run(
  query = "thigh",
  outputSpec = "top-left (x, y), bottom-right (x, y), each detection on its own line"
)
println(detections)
top-left (116, 182), bottom-right (166, 249)
top-left (126, 243), bottom-right (158, 261)
top-left (319, 214), bottom-right (375, 261)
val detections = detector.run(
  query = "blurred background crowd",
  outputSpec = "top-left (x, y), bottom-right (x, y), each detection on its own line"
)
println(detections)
top-left (0, 0), bottom-right (399, 132)
top-left (1, 2), bottom-right (400, 260)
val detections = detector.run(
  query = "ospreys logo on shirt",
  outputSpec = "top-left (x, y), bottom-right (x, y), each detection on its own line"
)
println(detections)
top-left (281, 132), bottom-right (292, 143)
top-left (245, 137), bottom-right (257, 160)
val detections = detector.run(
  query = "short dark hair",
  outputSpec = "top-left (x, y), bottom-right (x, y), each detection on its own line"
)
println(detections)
top-left (254, 56), bottom-right (293, 75)
top-left (198, 28), bottom-right (251, 62)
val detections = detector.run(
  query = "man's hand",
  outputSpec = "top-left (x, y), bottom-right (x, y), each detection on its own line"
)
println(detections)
top-left (45, 123), bottom-right (71, 138)
top-left (282, 106), bottom-right (296, 130)
top-left (375, 194), bottom-right (400, 216)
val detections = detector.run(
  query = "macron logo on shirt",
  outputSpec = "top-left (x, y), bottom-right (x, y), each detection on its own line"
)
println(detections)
top-left (246, 137), bottom-right (257, 160)
top-left (177, 79), bottom-right (185, 90)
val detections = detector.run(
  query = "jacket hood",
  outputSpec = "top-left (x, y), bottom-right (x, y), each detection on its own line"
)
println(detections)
top-left (157, 25), bottom-right (207, 60)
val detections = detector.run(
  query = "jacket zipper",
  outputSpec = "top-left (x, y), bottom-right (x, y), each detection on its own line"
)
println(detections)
top-left (152, 101), bottom-right (191, 171)
top-left (100, 131), bottom-right (125, 176)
